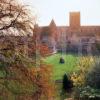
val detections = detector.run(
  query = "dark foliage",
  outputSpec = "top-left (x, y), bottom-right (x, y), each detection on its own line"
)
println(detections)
top-left (86, 62), bottom-right (100, 89)
top-left (62, 74), bottom-right (73, 93)
top-left (59, 57), bottom-right (65, 64)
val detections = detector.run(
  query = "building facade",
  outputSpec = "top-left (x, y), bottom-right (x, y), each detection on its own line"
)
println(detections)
top-left (34, 12), bottom-right (100, 55)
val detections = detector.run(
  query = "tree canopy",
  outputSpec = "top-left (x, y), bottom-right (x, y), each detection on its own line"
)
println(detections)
top-left (0, 0), bottom-right (36, 36)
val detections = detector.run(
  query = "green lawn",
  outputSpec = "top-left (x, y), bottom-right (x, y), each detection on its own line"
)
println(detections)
top-left (44, 53), bottom-right (79, 80)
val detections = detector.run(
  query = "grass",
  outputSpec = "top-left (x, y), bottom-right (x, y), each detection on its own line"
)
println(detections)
top-left (44, 53), bottom-right (79, 99)
top-left (44, 53), bottom-right (79, 80)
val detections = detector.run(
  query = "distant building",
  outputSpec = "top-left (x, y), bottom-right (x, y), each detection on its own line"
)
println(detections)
top-left (70, 12), bottom-right (80, 28)
top-left (0, 12), bottom-right (100, 56)
top-left (34, 12), bottom-right (100, 55)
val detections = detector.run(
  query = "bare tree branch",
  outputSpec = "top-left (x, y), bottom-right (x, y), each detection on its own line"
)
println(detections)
top-left (0, 0), bottom-right (36, 35)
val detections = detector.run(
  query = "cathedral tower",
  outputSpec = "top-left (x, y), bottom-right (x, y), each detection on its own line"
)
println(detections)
top-left (70, 12), bottom-right (80, 29)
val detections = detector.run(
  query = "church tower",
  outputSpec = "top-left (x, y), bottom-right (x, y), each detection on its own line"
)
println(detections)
top-left (49, 19), bottom-right (57, 40)
top-left (70, 12), bottom-right (80, 29)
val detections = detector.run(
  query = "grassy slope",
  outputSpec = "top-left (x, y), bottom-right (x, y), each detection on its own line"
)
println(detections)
top-left (44, 53), bottom-right (79, 80)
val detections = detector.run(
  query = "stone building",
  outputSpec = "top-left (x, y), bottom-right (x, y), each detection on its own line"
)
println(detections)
top-left (34, 12), bottom-right (100, 55)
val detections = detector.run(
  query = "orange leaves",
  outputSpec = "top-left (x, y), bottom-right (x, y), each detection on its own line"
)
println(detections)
top-left (40, 45), bottom-right (52, 56)
top-left (28, 64), bottom-right (55, 99)
top-left (7, 63), bottom-right (55, 99)
top-left (38, 65), bottom-right (54, 98)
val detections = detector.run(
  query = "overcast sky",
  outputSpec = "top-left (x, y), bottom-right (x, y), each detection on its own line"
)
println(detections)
top-left (23, 0), bottom-right (100, 26)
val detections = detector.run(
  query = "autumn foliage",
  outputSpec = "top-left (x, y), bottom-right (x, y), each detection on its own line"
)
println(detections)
top-left (40, 45), bottom-right (52, 56)
top-left (29, 64), bottom-right (55, 99)
top-left (71, 56), bottom-right (94, 87)
top-left (0, 0), bottom-right (55, 100)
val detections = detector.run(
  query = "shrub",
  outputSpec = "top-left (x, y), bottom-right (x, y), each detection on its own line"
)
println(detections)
top-left (96, 42), bottom-right (100, 52)
top-left (86, 61), bottom-right (100, 89)
top-left (62, 74), bottom-right (73, 93)
top-left (71, 56), bottom-right (94, 87)
top-left (74, 86), bottom-right (100, 100)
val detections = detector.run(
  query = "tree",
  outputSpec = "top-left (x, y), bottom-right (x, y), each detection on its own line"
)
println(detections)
top-left (86, 61), bottom-right (100, 89)
top-left (29, 64), bottom-right (54, 100)
top-left (0, 0), bottom-right (55, 99)
top-left (0, 0), bottom-right (35, 36)
top-left (0, 0), bottom-right (36, 78)
top-left (61, 74), bottom-right (73, 100)
top-left (40, 44), bottom-right (52, 56)
top-left (62, 74), bottom-right (73, 93)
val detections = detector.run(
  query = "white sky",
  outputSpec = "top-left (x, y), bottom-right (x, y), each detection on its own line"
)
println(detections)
top-left (23, 0), bottom-right (100, 26)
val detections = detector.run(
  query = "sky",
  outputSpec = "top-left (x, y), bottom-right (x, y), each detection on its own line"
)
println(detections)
top-left (23, 0), bottom-right (100, 26)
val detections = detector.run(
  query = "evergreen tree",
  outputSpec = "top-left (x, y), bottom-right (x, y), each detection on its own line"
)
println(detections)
top-left (62, 74), bottom-right (73, 93)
